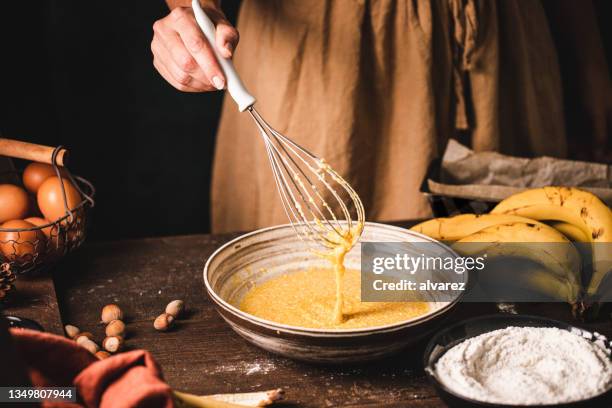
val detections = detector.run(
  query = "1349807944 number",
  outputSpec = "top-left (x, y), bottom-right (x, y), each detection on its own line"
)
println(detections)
top-left (0, 387), bottom-right (76, 402)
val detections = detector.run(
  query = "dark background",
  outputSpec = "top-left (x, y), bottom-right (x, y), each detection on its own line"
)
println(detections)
top-left (1, 1), bottom-right (240, 241)
top-left (0, 1), bottom-right (610, 241)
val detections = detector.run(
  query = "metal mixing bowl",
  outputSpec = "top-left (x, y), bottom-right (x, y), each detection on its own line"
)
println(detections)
top-left (203, 222), bottom-right (465, 363)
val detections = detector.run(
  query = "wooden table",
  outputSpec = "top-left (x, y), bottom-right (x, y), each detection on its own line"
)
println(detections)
top-left (5, 232), bottom-right (612, 407)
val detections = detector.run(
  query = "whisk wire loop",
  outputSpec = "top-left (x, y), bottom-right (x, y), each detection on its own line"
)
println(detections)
top-left (247, 107), bottom-right (364, 249)
top-left (191, 0), bottom-right (364, 249)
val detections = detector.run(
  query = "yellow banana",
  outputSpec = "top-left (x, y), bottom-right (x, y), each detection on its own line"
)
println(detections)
top-left (173, 391), bottom-right (244, 408)
top-left (517, 267), bottom-right (580, 304)
top-left (452, 222), bottom-right (582, 289)
top-left (547, 221), bottom-right (589, 242)
top-left (410, 214), bottom-right (547, 241)
top-left (491, 187), bottom-right (612, 296)
top-left (501, 264), bottom-right (580, 304)
top-left (173, 389), bottom-right (283, 408)
top-left (492, 187), bottom-right (612, 241)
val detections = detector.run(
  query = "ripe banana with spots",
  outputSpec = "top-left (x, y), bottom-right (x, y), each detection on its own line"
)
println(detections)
top-left (504, 264), bottom-right (580, 305)
top-left (410, 214), bottom-right (548, 241)
top-left (492, 187), bottom-right (612, 241)
top-left (547, 221), bottom-right (589, 243)
top-left (469, 259), bottom-right (579, 305)
top-left (491, 187), bottom-right (612, 296)
top-left (520, 267), bottom-right (580, 304)
top-left (452, 222), bottom-right (582, 294)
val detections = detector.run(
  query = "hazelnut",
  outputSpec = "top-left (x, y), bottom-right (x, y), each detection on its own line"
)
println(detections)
top-left (153, 313), bottom-right (174, 331)
top-left (105, 319), bottom-right (126, 337)
top-left (102, 336), bottom-right (124, 353)
top-left (79, 339), bottom-right (99, 354)
top-left (101, 304), bottom-right (123, 324)
top-left (165, 300), bottom-right (184, 318)
top-left (64, 324), bottom-right (80, 339)
top-left (75, 332), bottom-right (95, 345)
top-left (95, 351), bottom-right (111, 360)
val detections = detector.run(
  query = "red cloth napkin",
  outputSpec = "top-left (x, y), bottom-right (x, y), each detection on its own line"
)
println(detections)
top-left (10, 328), bottom-right (175, 408)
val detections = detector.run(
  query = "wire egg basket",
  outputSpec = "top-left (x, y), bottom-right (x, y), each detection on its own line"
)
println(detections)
top-left (0, 141), bottom-right (95, 275)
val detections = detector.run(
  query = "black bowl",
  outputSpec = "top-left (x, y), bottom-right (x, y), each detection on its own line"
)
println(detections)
top-left (423, 314), bottom-right (612, 408)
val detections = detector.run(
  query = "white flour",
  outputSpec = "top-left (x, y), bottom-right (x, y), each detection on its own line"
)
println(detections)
top-left (434, 326), bottom-right (612, 405)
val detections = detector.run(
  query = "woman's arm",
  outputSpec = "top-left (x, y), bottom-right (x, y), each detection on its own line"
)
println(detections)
top-left (166, 0), bottom-right (219, 9)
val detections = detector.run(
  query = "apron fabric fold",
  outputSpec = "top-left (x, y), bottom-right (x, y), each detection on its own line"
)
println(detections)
top-left (211, 0), bottom-right (567, 233)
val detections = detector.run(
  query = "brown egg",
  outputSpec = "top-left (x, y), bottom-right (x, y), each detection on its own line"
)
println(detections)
top-left (0, 184), bottom-right (30, 223)
top-left (24, 217), bottom-right (52, 237)
top-left (0, 220), bottom-right (46, 261)
top-left (25, 216), bottom-right (63, 257)
top-left (22, 163), bottom-right (67, 194)
top-left (37, 177), bottom-right (82, 223)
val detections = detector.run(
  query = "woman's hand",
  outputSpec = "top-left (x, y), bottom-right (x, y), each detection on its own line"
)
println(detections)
top-left (151, 5), bottom-right (239, 92)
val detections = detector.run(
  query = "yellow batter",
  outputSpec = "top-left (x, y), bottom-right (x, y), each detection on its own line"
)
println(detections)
top-left (321, 224), bottom-right (362, 324)
top-left (239, 267), bottom-right (430, 329)
top-left (239, 158), bottom-right (424, 328)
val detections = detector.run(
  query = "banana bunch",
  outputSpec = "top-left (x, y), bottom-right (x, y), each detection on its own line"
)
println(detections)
top-left (452, 222), bottom-right (581, 303)
top-left (491, 187), bottom-right (612, 297)
top-left (411, 214), bottom-right (548, 241)
top-left (411, 187), bottom-right (612, 312)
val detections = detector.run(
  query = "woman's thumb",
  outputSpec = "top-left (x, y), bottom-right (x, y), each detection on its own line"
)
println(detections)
top-left (203, 6), bottom-right (239, 59)
top-left (215, 21), bottom-right (239, 58)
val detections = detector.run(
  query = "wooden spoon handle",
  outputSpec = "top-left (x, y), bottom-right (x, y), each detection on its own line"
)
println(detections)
top-left (0, 138), bottom-right (68, 166)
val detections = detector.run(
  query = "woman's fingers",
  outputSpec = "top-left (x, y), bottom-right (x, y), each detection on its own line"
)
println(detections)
top-left (170, 7), bottom-right (225, 89)
top-left (153, 58), bottom-right (201, 92)
top-left (155, 53), bottom-right (214, 92)
top-left (151, 35), bottom-right (211, 90)
top-left (151, 5), bottom-right (239, 92)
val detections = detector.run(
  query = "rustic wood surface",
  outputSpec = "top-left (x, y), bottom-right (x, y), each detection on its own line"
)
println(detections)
top-left (4, 273), bottom-right (63, 335)
top-left (4, 231), bottom-right (612, 407)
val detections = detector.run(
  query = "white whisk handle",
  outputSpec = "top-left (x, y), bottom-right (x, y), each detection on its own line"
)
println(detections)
top-left (191, 0), bottom-right (256, 112)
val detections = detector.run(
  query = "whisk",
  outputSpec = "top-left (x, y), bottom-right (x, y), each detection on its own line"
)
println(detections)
top-left (192, 1), bottom-right (364, 249)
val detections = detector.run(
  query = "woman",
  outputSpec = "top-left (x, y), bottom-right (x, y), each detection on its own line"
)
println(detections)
top-left (151, 0), bottom-right (611, 233)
